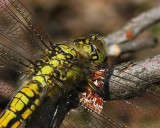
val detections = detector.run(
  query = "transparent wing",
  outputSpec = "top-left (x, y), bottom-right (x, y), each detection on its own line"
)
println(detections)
top-left (25, 90), bottom-right (126, 128)
top-left (0, 66), bottom-right (28, 103)
top-left (0, 43), bottom-right (33, 70)
top-left (25, 96), bottom-right (59, 128)
top-left (63, 106), bottom-right (126, 128)
top-left (102, 62), bottom-right (160, 128)
top-left (0, 42), bottom-right (33, 103)
top-left (0, 66), bottom-right (19, 102)
top-left (107, 91), bottom-right (160, 128)
top-left (0, 0), bottom-right (52, 55)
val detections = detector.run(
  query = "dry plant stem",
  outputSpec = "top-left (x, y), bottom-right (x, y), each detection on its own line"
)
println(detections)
top-left (106, 37), bottom-right (158, 56)
top-left (109, 55), bottom-right (160, 100)
top-left (119, 37), bottom-right (158, 54)
top-left (103, 6), bottom-right (160, 47)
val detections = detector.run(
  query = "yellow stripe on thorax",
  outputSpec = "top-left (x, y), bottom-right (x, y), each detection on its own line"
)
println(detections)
top-left (59, 44), bottom-right (77, 57)
top-left (33, 65), bottom-right (53, 87)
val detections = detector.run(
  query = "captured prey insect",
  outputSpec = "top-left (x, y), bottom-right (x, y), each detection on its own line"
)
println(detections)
top-left (0, 0), bottom-right (160, 128)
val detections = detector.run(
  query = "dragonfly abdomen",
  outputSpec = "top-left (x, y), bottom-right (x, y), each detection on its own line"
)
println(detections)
top-left (0, 82), bottom-right (46, 128)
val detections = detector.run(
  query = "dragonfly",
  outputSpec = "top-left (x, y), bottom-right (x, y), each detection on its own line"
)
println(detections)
top-left (0, 0), bottom-right (159, 128)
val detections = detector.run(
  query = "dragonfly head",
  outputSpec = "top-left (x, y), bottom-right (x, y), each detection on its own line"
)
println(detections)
top-left (73, 34), bottom-right (106, 66)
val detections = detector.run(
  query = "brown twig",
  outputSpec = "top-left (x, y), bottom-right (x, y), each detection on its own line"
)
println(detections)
top-left (104, 6), bottom-right (160, 45)
top-left (108, 55), bottom-right (160, 100)
top-left (107, 37), bottom-right (158, 56)
top-left (103, 6), bottom-right (160, 56)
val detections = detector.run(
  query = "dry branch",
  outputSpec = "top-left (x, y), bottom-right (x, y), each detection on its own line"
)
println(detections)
top-left (107, 37), bottom-right (158, 56)
top-left (103, 6), bottom-right (160, 56)
top-left (118, 37), bottom-right (158, 54)
top-left (109, 55), bottom-right (160, 100)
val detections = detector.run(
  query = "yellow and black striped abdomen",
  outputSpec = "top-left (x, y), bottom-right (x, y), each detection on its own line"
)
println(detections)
top-left (0, 63), bottom-right (55, 128)
top-left (0, 82), bottom-right (46, 128)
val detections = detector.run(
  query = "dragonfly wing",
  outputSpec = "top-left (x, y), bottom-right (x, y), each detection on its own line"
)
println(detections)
top-left (62, 103), bottom-right (126, 128)
top-left (25, 88), bottom-right (126, 128)
top-left (25, 97), bottom-right (58, 128)
top-left (25, 91), bottom-right (79, 128)
top-left (0, 43), bottom-right (33, 71)
top-left (0, 43), bottom-right (33, 103)
top-left (106, 90), bottom-right (160, 128)
top-left (103, 63), bottom-right (160, 127)
top-left (0, 66), bottom-right (28, 103)
top-left (0, 0), bottom-right (52, 55)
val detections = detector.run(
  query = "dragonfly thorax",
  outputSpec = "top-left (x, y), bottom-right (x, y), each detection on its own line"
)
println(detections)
top-left (32, 44), bottom-right (85, 92)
